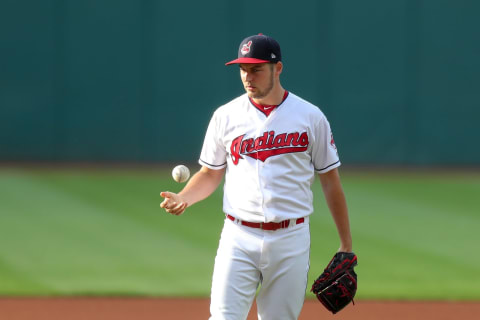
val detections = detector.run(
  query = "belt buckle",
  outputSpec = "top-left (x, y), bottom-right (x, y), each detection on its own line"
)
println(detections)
top-left (259, 222), bottom-right (264, 229)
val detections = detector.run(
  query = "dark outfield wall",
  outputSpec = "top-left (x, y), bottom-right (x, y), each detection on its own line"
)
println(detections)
top-left (1, 0), bottom-right (479, 165)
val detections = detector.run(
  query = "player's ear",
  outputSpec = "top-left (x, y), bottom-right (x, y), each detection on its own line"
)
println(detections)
top-left (275, 62), bottom-right (283, 76)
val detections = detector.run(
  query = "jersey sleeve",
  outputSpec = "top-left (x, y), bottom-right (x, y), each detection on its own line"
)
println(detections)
top-left (311, 115), bottom-right (341, 174)
top-left (199, 110), bottom-right (228, 170)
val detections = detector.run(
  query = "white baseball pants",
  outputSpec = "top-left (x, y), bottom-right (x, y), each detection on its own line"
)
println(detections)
top-left (209, 217), bottom-right (310, 320)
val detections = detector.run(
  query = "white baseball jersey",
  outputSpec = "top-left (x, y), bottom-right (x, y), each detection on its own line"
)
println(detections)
top-left (199, 91), bottom-right (340, 223)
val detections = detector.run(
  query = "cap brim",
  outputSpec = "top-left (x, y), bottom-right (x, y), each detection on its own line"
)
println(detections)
top-left (225, 57), bottom-right (271, 66)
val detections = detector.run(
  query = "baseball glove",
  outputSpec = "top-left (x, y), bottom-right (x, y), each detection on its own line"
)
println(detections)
top-left (311, 252), bottom-right (357, 314)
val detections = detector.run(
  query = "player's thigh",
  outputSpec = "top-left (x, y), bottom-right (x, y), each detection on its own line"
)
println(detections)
top-left (256, 225), bottom-right (310, 320)
top-left (210, 220), bottom-right (262, 320)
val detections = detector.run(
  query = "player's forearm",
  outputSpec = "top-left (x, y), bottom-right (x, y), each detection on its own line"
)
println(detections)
top-left (328, 197), bottom-right (353, 252)
top-left (319, 169), bottom-right (353, 252)
top-left (178, 166), bottom-right (225, 207)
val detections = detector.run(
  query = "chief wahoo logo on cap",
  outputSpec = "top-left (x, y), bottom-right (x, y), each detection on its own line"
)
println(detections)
top-left (241, 41), bottom-right (252, 55)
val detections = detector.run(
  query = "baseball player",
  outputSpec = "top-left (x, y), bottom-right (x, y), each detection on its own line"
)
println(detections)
top-left (160, 34), bottom-right (353, 320)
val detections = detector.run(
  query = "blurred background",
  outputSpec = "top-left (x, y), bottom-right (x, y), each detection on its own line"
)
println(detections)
top-left (1, 0), bottom-right (479, 165)
top-left (0, 0), bottom-right (479, 301)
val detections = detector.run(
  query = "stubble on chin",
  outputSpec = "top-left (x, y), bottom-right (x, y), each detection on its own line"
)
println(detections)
top-left (245, 74), bottom-right (274, 100)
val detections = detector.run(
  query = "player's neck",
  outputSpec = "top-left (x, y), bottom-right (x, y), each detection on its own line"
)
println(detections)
top-left (251, 85), bottom-right (286, 106)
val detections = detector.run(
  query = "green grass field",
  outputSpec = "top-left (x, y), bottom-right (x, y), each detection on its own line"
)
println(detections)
top-left (0, 166), bottom-right (479, 300)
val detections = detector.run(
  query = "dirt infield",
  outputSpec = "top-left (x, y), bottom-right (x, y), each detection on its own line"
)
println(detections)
top-left (1, 298), bottom-right (479, 320)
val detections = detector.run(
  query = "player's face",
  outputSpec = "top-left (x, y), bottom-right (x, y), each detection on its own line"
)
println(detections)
top-left (239, 63), bottom-right (275, 100)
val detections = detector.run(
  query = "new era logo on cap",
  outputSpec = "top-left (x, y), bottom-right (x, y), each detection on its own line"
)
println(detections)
top-left (226, 34), bottom-right (282, 65)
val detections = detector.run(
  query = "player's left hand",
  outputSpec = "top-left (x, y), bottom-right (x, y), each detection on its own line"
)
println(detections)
top-left (311, 252), bottom-right (357, 314)
top-left (160, 191), bottom-right (188, 215)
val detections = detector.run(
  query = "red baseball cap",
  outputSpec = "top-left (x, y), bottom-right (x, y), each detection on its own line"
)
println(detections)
top-left (225, 34), bottom-right (282, 66)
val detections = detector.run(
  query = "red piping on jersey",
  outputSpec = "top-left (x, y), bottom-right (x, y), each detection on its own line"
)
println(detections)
top-left (249, 90), bottom-right (289, 117)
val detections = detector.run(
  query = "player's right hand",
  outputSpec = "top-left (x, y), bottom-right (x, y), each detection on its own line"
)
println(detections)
top-left (160, 191), bottom-right (188, 215)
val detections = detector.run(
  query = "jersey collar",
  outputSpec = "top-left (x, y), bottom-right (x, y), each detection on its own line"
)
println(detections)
top-left (249, 91), bottom-right (289, 117)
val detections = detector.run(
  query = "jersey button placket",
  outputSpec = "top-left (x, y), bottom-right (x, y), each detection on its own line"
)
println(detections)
top-left (254, 125), bottom-right (266, 222)
top-left (259, 113), bottom-right (277, 222)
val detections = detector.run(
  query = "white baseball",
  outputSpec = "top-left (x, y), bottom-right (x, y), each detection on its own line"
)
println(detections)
top-left (172, 165), bottom-right (190, 183)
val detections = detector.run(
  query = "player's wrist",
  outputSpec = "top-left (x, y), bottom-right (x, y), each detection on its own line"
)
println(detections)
top-left (338, 244), bottom-right (353, 253)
